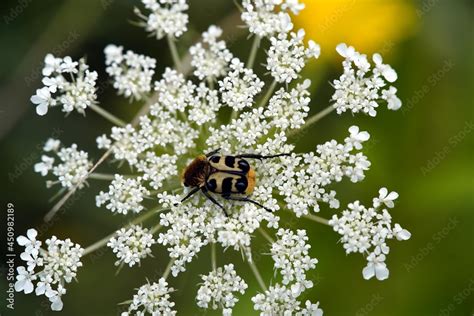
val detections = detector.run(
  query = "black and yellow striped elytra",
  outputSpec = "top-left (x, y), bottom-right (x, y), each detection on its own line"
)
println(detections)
top-left (178, 148), bottom-right (290, 216)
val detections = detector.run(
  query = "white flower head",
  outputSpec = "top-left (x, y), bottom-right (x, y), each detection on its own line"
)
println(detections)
top-left (35, 142), bottom-right (92, 189)
top-left (105, 45), bottom-right (156, 100)
top-left (271, 229), bottom-right (317, 289)
top-left (31, 55), bottom-right (98, 115)
top-left (138, 0), bottom-right (188, 39)
top-left (196, 264), bottom-right (248, 314)
top-left (96, 174), bottom-right (150, 215)
top-left (107, 225), bottom-right (156, 267)
top-left (154, 67), bottom-right (196, 113)
top-left (332, 43), bottom-right (402, 117)
top-left (219, 58), bottom-right (264, 111)
top-left (190, 25), bottom-right (233, 80)
top-left (15, 229), bottom-right (84, 311)
top-left (241, 0), bottom-right (300, 37)
top-left (329, 189), bottom-right (410, 281)
top-left (267, 29), bottom-right (320, 83)
top-left (121, 278), bottom-right (176, 315)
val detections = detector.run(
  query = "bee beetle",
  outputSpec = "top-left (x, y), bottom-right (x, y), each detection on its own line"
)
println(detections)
top-left (178, 148), bottom-right (290, 216)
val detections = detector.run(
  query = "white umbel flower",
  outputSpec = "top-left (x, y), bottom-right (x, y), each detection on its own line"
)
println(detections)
top-left (107, 225), bottom-right (156, 267)
top-left (105, 45), bottom-right (156, 100)
top-left (266, 29), bottom-right (320, 83)
top-left (96, 174), bottom-right (150, 215)
top-left (252, 283), bottom-right (323, 316)
top-left (190, 25), bottom-right (233, 81)
top-left (15, 229), bottom-right (83, 311)
top-left (264, 79), bottom-right (311, 130)
top-left (31, 55), bottom-right (98, 116)
top-left (196, 264), bottom-right (248, 315)
top-left (219, 58), bottom-right (264, 111)
top-left (35, 142), bottom-right (92, 189)
top-left (332, 43), bottom-right (402, 117)
top-left (271, 229), bottom-right (317, 290)
top-left (53, 144), bottom-right (92, 189)
top-left (241, 0), bottom-right (298, 37)
top-left (138, 0), bottom-right (188, 39)
top-left (329, 188), bottom-right (411, 281)
top-left (154, 67), bottom-right (195, 113)
top-left (121, 278), bottom-right (176, 315)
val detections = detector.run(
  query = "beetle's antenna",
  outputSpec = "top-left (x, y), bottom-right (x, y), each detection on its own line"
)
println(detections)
top-left (205, 148), bottom-right (221, 157)
top-left (234, 153), bottom-right (291, 160)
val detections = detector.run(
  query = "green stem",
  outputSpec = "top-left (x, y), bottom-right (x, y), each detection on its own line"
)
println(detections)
top-left (289, 105), bottom-right (335, 138)
top-left (150, 223), bottom-right (162, 234)
top-left (82, 207), bottom-right (167, 256)
top-left (258, 80), bottom-right (277, 108)
top-left (162, 259), bottom-right (175, 280)
top-left (211, 242), bottom-right (217, 271)
top-left (302, 213), bottom-right (330, 226)
top-left (89, 103), bottom-right (126, 127)
top-left (167, 35), bottom-right (182, 72)
top-left (258, 227), bottom-right (274, 243)
top-left (88, 173), bottom-right (116, 181)
top-left (246, 36), bottom-right (261, 69)
top-left (248, 259), bottom-right (267, 292)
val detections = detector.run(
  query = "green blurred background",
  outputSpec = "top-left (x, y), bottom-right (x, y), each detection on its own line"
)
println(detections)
top-left (0, 0), bottom-right (473, 315)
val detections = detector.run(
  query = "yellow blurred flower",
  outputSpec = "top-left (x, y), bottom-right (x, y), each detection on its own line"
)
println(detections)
top-left (294, 0), bottom-right (418, 58)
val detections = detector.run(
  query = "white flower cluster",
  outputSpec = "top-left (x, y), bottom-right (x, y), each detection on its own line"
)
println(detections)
top-left (190, 25), bottom-right (233, 81)
top-left (242, 0), bottom-right (305, 37)
top-left (219, 58), bottom-right (264, 111)
top-left (25, 0), bottom-right (412, 314)
top-left (270, 229), bottom-right (317, 292)
top-left (264, 79), bottom-right (311, 130)
top-left (34, 139), bottom-right (92, 189)
top-left (138, 0), bottom-right (188, 39)
top-left (105, 44), bottom-right (156, 100)
top-left (154, 67), bottom-right (196, 113)
top-left (329, 188), bottom-right (411, 281)
top-left (156, 192), bottom-right (278, 277)
top-left (273, 125), bottom-right (370, 217)
top-left (96, 175), bottom-right (150, 215)
top-left (267, 29), bottom-right (320, 83)
top-left (15, 229), bottom-right (83, 311)
top-left (31, 54), bottom-right (98, 116)
top-left (137, 153), bottom-right (178, 190)
top-left (196, 264), bottom-right (248, 315)
top-left (121, 278), bottom-right (176, 316)
top-left (252, 228), bottom-right (322, 315)
top-left (107, 225), bottom-right (156, 267)
top-left (332, 43), bottom-right (402, 117)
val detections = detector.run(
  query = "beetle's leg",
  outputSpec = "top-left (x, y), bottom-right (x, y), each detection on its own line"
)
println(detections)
top-left (222, 194), bottom-right (273, 212)
top-left (233, 153), bottom-right (291, 161)
top-left (174, 186), bottom-right (200, 206)
top-left (201, 187), bottom-right (228, 217)
top-left (205, 148), bottom-right (221, 157)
